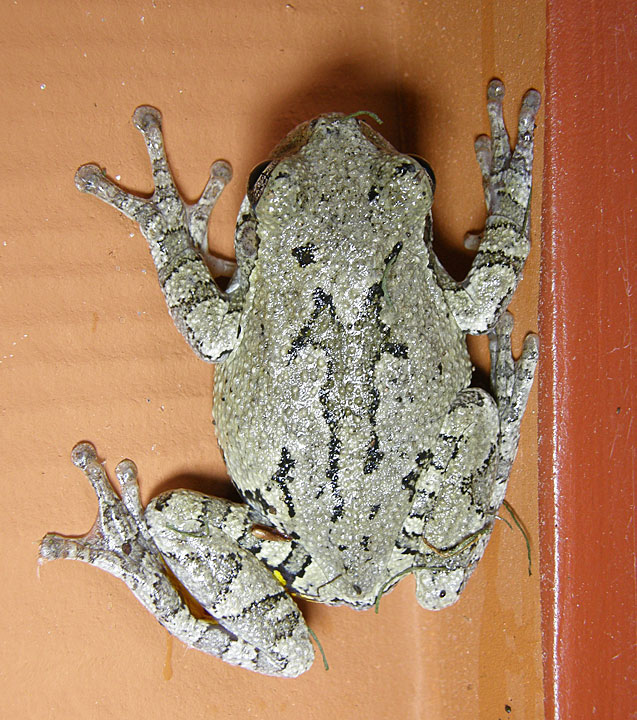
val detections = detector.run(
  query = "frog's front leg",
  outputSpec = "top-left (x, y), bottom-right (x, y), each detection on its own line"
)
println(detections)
top-left (437, 80), bottom-right (541, 334)
top-left (39, 444), bottom-right (314, 677)
top-left (75, 107), bottom-right (242, 362)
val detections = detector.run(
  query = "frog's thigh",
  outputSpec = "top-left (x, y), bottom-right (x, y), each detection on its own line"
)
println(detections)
top-left (406, 388), bottom-right (500, 610)
top-left (145, 492), bottom-right (313, 676)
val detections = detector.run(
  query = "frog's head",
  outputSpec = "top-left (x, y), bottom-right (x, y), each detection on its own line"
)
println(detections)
top-left (247, 113), bottom-right (435, 218)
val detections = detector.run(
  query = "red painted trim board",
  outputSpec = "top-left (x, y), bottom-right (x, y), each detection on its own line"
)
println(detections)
top-left (541, 1), bottom-right (636, 717)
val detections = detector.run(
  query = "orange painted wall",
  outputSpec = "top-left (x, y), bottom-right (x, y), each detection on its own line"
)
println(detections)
top-left (2, 2), bottom-right (545, 718)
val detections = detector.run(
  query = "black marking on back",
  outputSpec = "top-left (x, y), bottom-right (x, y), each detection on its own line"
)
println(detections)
top-left (383, 341), bottom-right (408, 359)
top-left (292, 243), bottom-right (317, 267)
top-left (284, 242), bottom-right (413, 520)
top-left (271, 447), bottom-right (297, 518)
top-left (242, 486), bottom-right (279, 518)
top-left (401, 448), bottom-right (434, 501)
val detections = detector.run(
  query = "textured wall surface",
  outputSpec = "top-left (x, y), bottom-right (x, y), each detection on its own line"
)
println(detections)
top-left (1, 2), bottom-right (545, 718)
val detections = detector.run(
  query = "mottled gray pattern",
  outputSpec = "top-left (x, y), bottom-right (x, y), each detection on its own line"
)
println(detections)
top-left (40, 80), bottom-right (540, 676)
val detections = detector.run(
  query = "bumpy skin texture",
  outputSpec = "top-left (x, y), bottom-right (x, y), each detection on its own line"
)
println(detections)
top-left (40, 80), bottom-right (540, 676)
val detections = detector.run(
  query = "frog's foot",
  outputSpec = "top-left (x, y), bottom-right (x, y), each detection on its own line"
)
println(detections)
top-left (74, 107), bottom-right (232, 256)
top-left (487, 312), bottom-right (539, 509)
top-left (440, 80), bottom-right (541, 334)
top-left (75, 109), bottom-right (242, 362)
top-left (39, 443), bottom-right (159, 578)
top-left (39, 444), bottom-right (313, 677)
top-left (475, 79), bottom-right (541, 228)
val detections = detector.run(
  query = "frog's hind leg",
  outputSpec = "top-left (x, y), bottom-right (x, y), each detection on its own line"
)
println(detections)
top-left (388, 315), bottom-right (538, 611)
top-left (388, 388), bottom-right (501, 610)
top-left (487, 311), bottom-right (539, 509)
top-left (40, 444), bottom-right (313, 677)
top-left (74, 107), bottom-right (242, 362)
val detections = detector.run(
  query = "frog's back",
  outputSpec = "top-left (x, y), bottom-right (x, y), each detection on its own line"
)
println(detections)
top-left (213, 115), bottom-right (472, 599)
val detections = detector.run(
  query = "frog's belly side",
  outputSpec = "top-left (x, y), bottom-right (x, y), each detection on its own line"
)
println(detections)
top-left (213, 288), bottom-right (471, 597)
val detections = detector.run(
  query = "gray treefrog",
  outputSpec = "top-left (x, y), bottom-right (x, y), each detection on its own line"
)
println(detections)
top-left (40, 80), bottom-right (540, 677)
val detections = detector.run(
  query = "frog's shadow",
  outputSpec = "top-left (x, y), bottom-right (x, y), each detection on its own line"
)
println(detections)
top-left (242, 58), bottom-right (480, 281)
top-left (153, 471), bottom-right (240, 502)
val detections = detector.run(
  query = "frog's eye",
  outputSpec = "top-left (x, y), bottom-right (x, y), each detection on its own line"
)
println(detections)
top-left (409, 154), bottom-right (436, 193)
top-left (248, 161), bottom-right (270, 192)
top-left (247, 160), bottom-right (271, 207)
